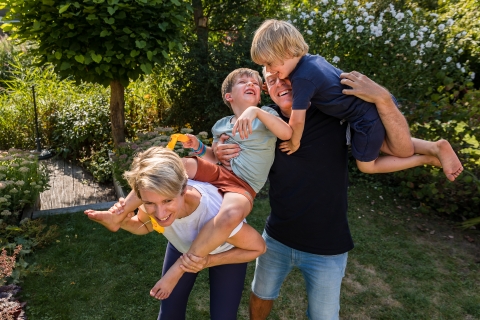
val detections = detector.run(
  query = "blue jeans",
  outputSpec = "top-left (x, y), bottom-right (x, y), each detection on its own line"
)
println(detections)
top-left (251, 231), bottom-right (348, 320)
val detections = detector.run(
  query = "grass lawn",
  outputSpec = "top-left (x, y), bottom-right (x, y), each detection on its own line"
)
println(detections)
top-left (20, 183), bottom-right (480, 319)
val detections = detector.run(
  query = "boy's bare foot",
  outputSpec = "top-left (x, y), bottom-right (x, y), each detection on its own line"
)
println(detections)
top-left (434, 139), bottom-right (463, 181)
top-left (150, 272), bottom-right (181, 300)
top-left (84, 209), bottom-right (122, 232)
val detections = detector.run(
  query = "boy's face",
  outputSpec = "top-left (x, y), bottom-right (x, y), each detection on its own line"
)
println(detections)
top-left (264, 56), bottom-right (299, 80)
top-left (225, 74), bottom-right (262, 107)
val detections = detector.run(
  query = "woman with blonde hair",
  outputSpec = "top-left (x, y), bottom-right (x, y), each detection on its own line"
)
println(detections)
top-left (86, 146), bottom-right (265, 320)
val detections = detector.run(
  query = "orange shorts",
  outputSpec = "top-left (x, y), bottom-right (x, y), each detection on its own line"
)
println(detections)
top-left (190, 156), bottom-right (256, 208)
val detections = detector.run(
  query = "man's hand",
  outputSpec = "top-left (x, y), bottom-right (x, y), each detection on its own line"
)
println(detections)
top-left (215, 134), bottom-right (240, 170)
top-left (340, 71), bottom-right (392, 105)
top-left (181, 133), bottom-right (200, 150)
top-left (232, 106), bottom-right (259, 139)
top-left (179, 253), bottom-right (209, 273)
top-left (279, 140), bottom-right (300, 155)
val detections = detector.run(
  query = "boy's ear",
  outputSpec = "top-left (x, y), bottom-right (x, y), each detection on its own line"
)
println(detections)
top-left (225, 93), bottom-right (233, 102)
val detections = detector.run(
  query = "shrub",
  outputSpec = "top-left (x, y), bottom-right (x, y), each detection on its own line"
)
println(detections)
top-left (287, 1), bottom-right (474, 102)
top-left (111, 128), bottom-right (210, 193)
top-left (0, 149), bottom-right (49, 226)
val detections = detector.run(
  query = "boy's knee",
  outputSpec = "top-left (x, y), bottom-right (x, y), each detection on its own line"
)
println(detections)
top-left (217, 206), bottom-right (247, 229)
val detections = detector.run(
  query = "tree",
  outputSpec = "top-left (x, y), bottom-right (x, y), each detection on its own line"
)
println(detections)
top-left (0, 0), bottom-right (191, 146)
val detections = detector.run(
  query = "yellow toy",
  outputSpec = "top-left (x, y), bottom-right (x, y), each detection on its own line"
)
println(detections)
top-left (166, 134), bottom-right (189, 150)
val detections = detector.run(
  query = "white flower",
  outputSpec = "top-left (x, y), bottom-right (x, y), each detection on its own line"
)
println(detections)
top-left (311, 11), bottom-right (316, 16)
top-left (332, 56), bottom-right (340, 63)
top-left (368, 53), bottom-right (372, 57)
top-left (322, 0), bottom-right (329, 4)
top-left (423, 42), bottom-right (431, 49)
top-left (335, 14), bottom-right (340, 19)
top-left (456, 62), bottom-right (461, 69)
top-left (19, 167), bottom-right (29, 173)
top-left (446, 18), bottom-right (454, 26)
top-left (324, 18), bottom-right (328, 23)
top-left (458, 48), bottom-right (463, 54)
top-left (410, 40), bottom-right (418, 47)
top-left (356, 17), bottom-right (362, 23)
top-left (15, 180), bottom-right (25, 186)
top-left (384, 39), bottom-right (391, 44)
top-left (308, 19), bottom-right (314, 26)
top-left (356, 25), bottom-right (364, 33)
top-left (293, 19), bottom-right (297, 23)
top-left (430, 13), bottom-right (438, 18)
top-left (0, 197), bottom-right (7, 202)
top-left (395, 12), bottom-right (404, 21)
top-left (420, 26), bottom-right (428, 32)
top-left (407, 10), bottom-right (413, 16)
top-left (409, 32), bottom-right (414, 38)
top-left (429, 34), bottom-right (435, 39)
top-left (337, 0), bottom-right (345, 5)
top-left (343, 18), bottom-right (349, 24)
top-left (415, 59), bottom-right (422, 64)
top-left (346, 25), bottom-right (354, 32)
top-left (438, 24), bottom-right (445, 31)
top-left (365, 2), bottom-right (374, 9)
top-left (446, 56), bottom-right (452, 62)
top-left (461, 67), bottom-right (465, 73)
top-left (24, 190), bottom-right (30, 194)
top-left (287, 14), bottom-right (290, 19)
top-left (10, 188), bottom-right (18, 194)
top-left (335, 35), bottom-right (339, 40)
top-left (399, 34), bottom-right (406, 40)
top-left (326, 31), bottom-right (333, 38)
top-left (1, 210), bottom-right (12, 216)
top-left (353, 1), bottom-right (359, 6)
top-left (306, 30), bottom-right (313, 35)
top-left (471, 72), bottom-right (475, 80)
top-left (462, 31), bottom-right (467, 36)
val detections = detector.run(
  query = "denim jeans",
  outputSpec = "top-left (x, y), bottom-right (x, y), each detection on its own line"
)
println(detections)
top-left (251, 231), bottom-right (348, 320)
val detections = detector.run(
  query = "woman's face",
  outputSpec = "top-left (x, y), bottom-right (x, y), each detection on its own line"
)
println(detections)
top-left (140, 188), bottom-right (185, 228)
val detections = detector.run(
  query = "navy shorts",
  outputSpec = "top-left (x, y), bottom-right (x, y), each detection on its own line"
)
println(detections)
top-left (350, 107), bottom-right (385, 162)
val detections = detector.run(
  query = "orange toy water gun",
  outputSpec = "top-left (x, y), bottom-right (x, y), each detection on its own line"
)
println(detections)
top-left (167, 134), bottom-right (189, 150)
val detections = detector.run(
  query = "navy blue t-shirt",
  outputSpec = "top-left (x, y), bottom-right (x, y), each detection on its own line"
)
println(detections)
top-left (265, 104), bottom-right (354, 255)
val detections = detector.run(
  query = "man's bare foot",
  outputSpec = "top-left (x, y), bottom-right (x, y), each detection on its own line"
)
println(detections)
top-left (150, 272), bottom-right (181, 300)
top-left (434, 139), bottom-right (463, 181)
top-left (84, 209), bottom-right (122, 232)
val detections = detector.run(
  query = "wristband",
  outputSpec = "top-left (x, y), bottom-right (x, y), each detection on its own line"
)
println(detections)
top-left (195, 143), bottom-right (207, 157)
top-left (192, 141), bottom-right (204, 153)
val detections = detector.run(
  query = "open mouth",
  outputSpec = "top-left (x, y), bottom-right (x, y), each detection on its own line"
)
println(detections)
top-left (245, 89), bottom-right (255, 95)
top-left (278, 90), bottom-right (290, 97)
top-left (158, 213), bottom-right (172, 222)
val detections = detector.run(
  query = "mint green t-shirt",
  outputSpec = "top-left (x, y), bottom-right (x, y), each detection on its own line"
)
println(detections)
top-left (212, 106), bottom-right (279, 193)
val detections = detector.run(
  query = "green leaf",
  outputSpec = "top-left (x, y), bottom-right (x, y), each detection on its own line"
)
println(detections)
top-left (107, 6), bottom-right (117, 15)
top-left (104, 17), bottom-right (115, 24)
top-left (87, 14), bottom-right (98, 20)
top-left (42, 0), bottom-right (55, 5)
top-left (147, 51), bottom-right (153, 61)
top-left (59, 3), bottom-right (71, 13)
top-left (135, 40), bottom-right (146, 49)
top-left (140, 63), bottom-right (152, 74)
top-left (116, 54), bottom-right (124, 59)
top-left (130, 50), bottom-right (140, 57)
top-left (100, 30), bottom-right (111, 37)
top-left (33, 21), bottom-right (41, 30)
top-left (68, 23), bottom-right (74, 29)
top-left (123, 27), bottom-right (132, 34)
top-left (162, 50), bottom-right (168, 58)
top-left (55, 51), bottom-right (62, 59)
top-left (75, 55), bottom-right (85, 63)
top-left (171, 0), bottom-right (181, 5)
top-left (91, 52), bottom-right (103, 63)
top-left (158, 22), bottom-right (168, 31)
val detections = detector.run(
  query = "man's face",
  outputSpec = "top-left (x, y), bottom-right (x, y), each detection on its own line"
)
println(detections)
top-left (264, 71), bottom-right (293, 114)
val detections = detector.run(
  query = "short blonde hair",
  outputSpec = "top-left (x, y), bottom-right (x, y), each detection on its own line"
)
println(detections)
top-left (221, 68), bottom-right (263, 110)
top-left (251, 19), bottom-right (309, 66)
top-left (124, 147), bottom-right (188, 200)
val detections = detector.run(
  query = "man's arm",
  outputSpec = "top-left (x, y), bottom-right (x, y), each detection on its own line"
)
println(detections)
top-left (232, 106), bottom-right (292, 140)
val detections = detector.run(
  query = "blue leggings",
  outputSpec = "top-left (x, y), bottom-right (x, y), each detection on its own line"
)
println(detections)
top-left (157, 242), bottom-right (248, 320)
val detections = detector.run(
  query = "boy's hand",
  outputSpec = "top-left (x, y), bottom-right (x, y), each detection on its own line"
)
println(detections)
top-left (279, 140), bottom-right (300, 155)
top-left (180, 133), bottom-right (200, 150)
top-left (232, 106), bottom-right (259, 139)
top-left (179, 253), bottom-right (209, 273)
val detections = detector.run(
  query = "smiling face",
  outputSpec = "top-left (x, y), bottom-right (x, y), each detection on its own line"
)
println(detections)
top-left (264, 56), bottom-right (301, 80)
top-left (264, 70), bottom-right (293, 116)
top-left (224, 74), bottom-right (262, 108)
top-left (140, 188), bottom-right (185, 228)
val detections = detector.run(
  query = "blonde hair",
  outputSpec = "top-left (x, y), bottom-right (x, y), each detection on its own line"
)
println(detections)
top-left (251, 19), bottom-right (309, 66)
top-left (221, 68), bottom-right (263, 110)
top-left (124, 147), bottom-right (188, 200)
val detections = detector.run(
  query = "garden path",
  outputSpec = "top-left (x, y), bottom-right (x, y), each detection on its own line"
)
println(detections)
top-left (28, 157), bottom-right (117, 219)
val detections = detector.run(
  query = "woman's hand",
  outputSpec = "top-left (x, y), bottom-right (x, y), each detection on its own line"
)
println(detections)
top-left (215, 134), bottom-right (240, 170)
top-left (179, 253), bottom-right (209, 273)
top-left (232, 106), bottom-right (259, 139)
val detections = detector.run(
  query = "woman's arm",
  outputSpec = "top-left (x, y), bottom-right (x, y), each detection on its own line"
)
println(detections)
top-left (179, 223), bottom-right (266, 272)
top-left (119, 206), bottom-right (153, 235)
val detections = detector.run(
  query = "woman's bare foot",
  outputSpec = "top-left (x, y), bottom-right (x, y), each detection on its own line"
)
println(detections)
top-left (434, 139), bottom-right (463, 181)
top-left (84, 209), bottom-right (123, 232)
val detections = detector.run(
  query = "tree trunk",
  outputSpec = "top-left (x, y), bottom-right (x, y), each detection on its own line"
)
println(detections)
top-left (192, 0), bottom-right (208, 62)
top-left (109, 80), bottom-right (126, 147)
